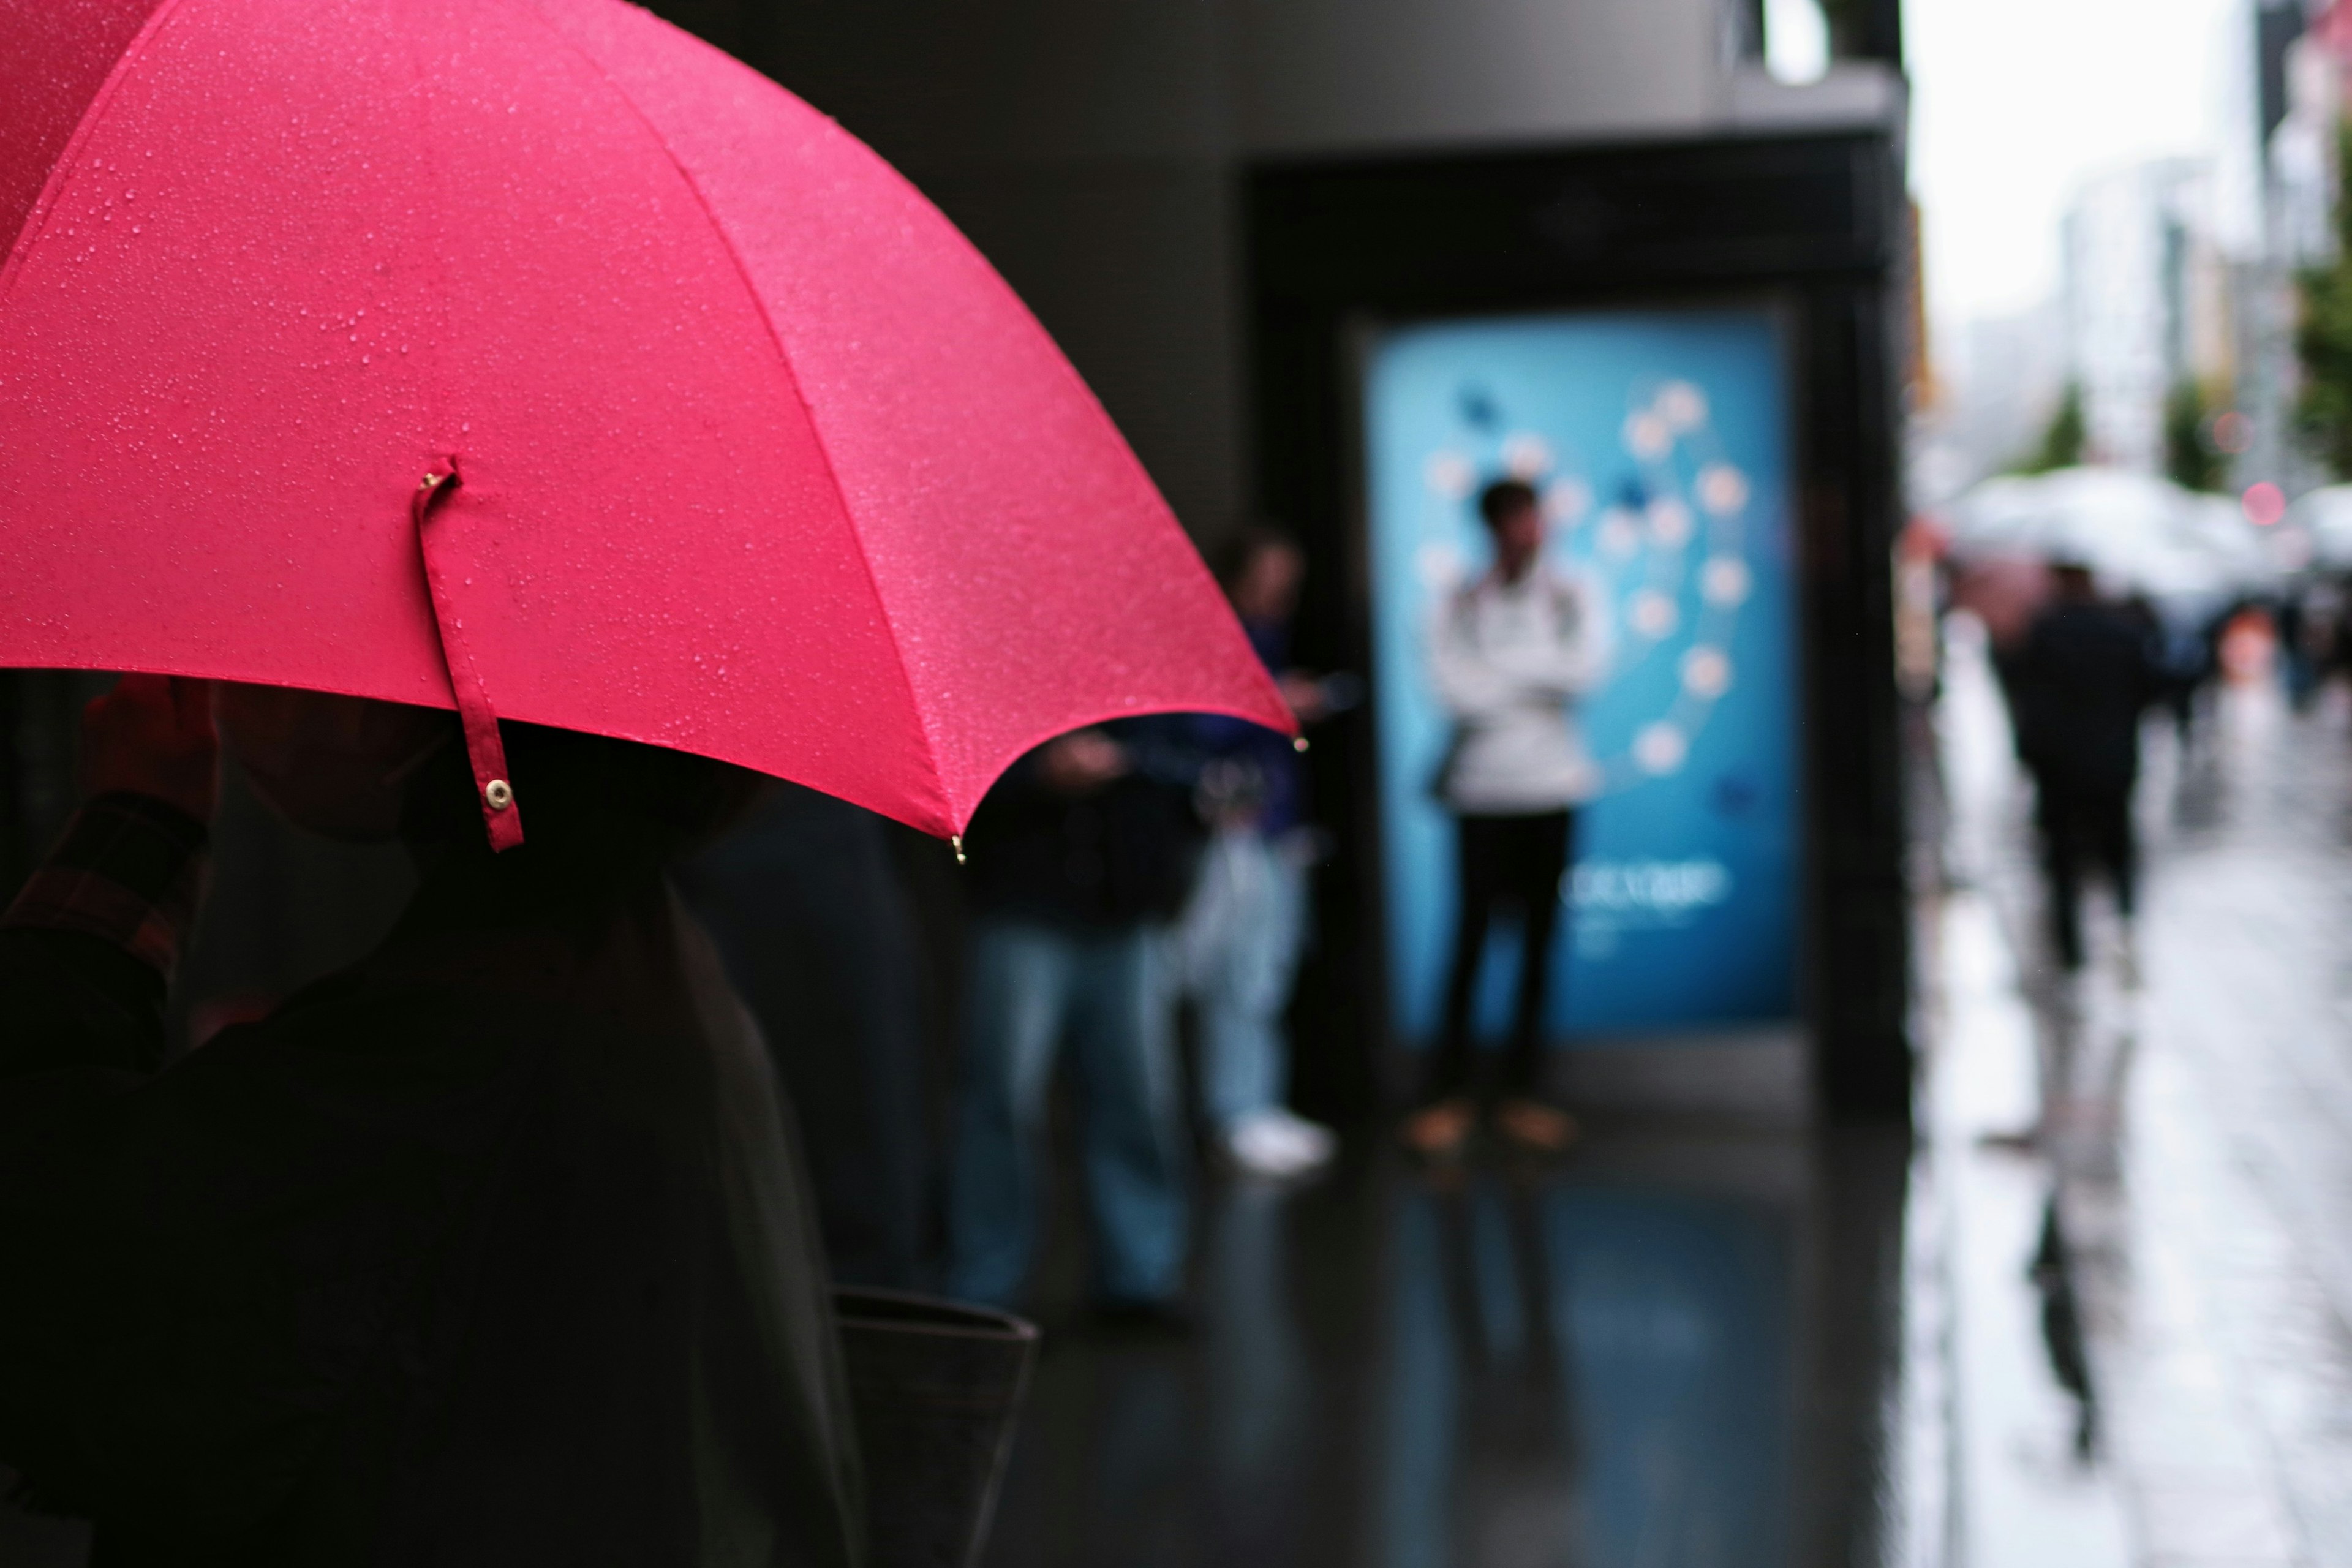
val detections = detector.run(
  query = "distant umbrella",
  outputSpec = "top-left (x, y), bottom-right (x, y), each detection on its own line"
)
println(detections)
top-left (2283, 484), bottom-right (2352, 568)
top-left (1943, 467), bottom-right (2277, 600)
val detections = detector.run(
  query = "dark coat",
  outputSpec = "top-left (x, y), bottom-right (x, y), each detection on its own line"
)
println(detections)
top-left (0, 815), bottom-right (861, 1567)
top-left (676, 785), bottom-right (929, 1292)
top-left (2010, 599), bottom-right (2162, 796)
top-left (960, 717), bottom-right (1204, 929)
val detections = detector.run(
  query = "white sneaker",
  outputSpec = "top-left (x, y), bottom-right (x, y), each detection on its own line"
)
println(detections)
top-left (1223, 1109), bottom-right (1337, 1178)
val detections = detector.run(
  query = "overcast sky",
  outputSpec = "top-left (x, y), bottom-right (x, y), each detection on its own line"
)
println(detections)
top-left (1906, 0), bottom-right (2245, 326)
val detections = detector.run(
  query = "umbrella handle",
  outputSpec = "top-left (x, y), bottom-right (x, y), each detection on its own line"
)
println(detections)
top-left (413, 459), bottom-right (524, 852)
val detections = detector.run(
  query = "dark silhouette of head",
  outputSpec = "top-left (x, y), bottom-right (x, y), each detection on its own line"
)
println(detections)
top-left (1478, 478), bottom-right (1544, 582)
top-left (1213, 526), bottom-right (1306, 625)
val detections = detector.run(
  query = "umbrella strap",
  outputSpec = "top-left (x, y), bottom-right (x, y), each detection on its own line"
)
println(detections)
top-left (413, 459), bottom-right (524, 852)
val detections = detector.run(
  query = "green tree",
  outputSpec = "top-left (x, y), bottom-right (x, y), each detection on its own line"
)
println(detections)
top-left (2164, 379), bottom-right (2222, 491)
top-left (2013, 383), bottom-right (2086, 475)
top-left (2297, 123), bottom-right (2352, 478)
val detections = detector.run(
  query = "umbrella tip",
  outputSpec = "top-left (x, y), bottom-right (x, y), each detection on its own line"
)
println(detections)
top-left (1292, 736), bottom-right (1310, 754)
top-left (951, 834), bottom-right (967, 866)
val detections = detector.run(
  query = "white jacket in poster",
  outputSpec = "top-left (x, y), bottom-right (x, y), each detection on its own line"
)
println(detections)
top-left (1429, 564), bottom-right (1611, 813)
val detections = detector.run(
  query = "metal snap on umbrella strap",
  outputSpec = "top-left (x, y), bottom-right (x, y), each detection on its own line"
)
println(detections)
top-left (413, 459), bottom-right (524, 852)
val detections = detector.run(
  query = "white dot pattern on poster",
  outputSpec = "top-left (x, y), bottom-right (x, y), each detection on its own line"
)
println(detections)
top-left (1425, 450), bottom-right (1477, 500)
top-left (1681, 644), bottom-right (1733, 699)
top-left (1542, 475), bottom-right (1593, 525)
top-left (1419, 372), bottom-right (1757, 797)
top-left (1701, 556), bottom-right (1751, 607)
top-left (1501, 430), bottom-right (1555, 478)
top-left (1628, 589), bottom-right (1679, 639)
top-left (1634, 721), bottom-right (1688, 775)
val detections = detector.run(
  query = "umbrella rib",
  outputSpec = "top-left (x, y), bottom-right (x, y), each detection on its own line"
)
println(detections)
top-left (0, 0), bottom-right (202, 311)
top-left (505, 0), bottom-right (951, 829)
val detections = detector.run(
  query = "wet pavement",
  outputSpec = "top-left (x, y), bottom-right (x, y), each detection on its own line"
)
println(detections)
top-left (11, 625), bottom-right (2352, 1567)
top-left (982, 624), bottom-right (2352, 1568)
top-left (984, 1126), bottom-right (1913, 1568)
top-left (1933, 618), bottom-right (2352, 1567)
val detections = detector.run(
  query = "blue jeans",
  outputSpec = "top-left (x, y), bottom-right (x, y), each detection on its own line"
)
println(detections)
top-left (1178, 829), bottom-right (1308, 1131)
top-left (947, 919), bottom-right (1187, 1308)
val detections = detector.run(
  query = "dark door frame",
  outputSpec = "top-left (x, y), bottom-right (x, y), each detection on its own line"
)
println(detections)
top-left (1247, 128), bottom-right (1912, 1121)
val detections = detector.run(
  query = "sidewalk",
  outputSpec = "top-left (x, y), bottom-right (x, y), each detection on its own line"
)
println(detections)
top-left (1928, 619), bottom-right (2352, 1568)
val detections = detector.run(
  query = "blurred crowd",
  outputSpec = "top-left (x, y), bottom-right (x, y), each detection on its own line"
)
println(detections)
top-left (678, 527), bottom-right (1351, 1323)
top-left (1937, 538), bottom-right (2352, 981)
top-left (690, 477), bottom-right (1613, 1325)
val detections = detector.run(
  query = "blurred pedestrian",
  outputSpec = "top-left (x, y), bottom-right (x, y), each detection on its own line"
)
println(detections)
top-left (1179, 529), bottom-right (1338, 1179)
top-left (677, 784), bottom-right (932, 1290)
top-left (946, 720), bottom-right (1201, 1325)
top-left (2277, 588), bottom-right (2318, 711)
top-left (0, 677), bottom-right (861, 1564)
top-left (2149, 600), bottom-right (2214, 748)
top-left (1404, 479), bottom-right (1608, 1159)
top-left (2010, 562), bottom-right (2163, 974)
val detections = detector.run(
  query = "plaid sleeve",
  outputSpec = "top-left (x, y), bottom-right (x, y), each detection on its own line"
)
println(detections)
top-left (2, 793), bottom-right (208, 977)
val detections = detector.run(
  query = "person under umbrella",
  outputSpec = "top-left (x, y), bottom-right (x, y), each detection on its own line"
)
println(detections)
top-left (2008, 561), bottom-right (2165, 976)
top-left (0, 4), bottom-right (1291, 1551)
top-left (0, 677), bottom-right (862, 1564)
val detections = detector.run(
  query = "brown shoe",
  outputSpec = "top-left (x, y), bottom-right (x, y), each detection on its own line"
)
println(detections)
top-left (1400, 1097), bottom-right (1476, 1159)
top-left (1493, 1097), bottom-right (1579, 1154)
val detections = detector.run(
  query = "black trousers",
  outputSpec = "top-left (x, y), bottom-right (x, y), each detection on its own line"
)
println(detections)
top-left (1425, 810), bottom-right (1574, 1102)
top-left (2035, 780), bottom-right (2136, 970)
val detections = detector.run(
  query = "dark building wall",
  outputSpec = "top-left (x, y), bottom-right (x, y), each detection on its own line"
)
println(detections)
top-left (1230, 0), bottom-right (1723, 154)
top-left (677, 1), bottom-right (1248, 539)
top-left (652, 0), bottom-right (1755, 542)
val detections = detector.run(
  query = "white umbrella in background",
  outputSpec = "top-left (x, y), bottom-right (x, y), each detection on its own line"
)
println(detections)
top-left (2177, 491), bottom-right (2290, 590)
top-left (2283, 484), bottom-right (2352, 568)
top-left (1944, 466), bottom-right (2280, 600)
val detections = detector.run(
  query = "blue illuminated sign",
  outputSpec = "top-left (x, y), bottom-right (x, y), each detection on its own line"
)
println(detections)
top-left (1362, 307), bottom-right (1800, 1042)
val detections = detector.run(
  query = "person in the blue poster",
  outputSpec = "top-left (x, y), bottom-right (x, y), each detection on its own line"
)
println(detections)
top-left (1404, 477), bottom-right (1610, 1159)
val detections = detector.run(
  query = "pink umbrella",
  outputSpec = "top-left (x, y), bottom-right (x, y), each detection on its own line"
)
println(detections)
top-left (0, 0), bottom-right (1290, 848)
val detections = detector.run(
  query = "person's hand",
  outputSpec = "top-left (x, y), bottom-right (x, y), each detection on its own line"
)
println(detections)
top-left (1037, 729), bottom-right (1129, 796)
top-left (83, 674), bottom-right (218, 823)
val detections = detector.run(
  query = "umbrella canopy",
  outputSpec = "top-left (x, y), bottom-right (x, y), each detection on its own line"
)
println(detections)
top-left (2284, 483), bottom-right (2352, 567)
top-left (0, 0), bottom-right (1291, 845)
top-left (1943, 467), bottom-right (2277, 600)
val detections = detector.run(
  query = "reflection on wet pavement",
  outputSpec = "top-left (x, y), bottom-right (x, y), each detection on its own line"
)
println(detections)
top-left (1941, 619), bottom-right (2352, 1567)
top-left (993, 625), bottom-right (2352, 1568)
top-left (17, 625), bottom-right (2352, 1566)
top-left (985, 1128), bottom-right (1907, 1568)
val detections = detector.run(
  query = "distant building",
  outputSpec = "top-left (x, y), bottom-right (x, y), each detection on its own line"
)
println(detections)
top-left (1926, 0), bottom-right (2348, 502)
top-left (2222, 0), bottom-right (2343, 498)
top-left (1928, 303), bottom-right (2069, 494)
top-left (2059, 160), bottom-right (2230, 475)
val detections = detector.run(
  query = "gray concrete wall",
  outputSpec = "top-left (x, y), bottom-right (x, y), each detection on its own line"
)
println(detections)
top-left (747, 2), bottom-right (1246, 537)
top-left (723, 0), bottom-right (1748, 541)
top-left (1230, 0), bottom-right (1731, 156)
